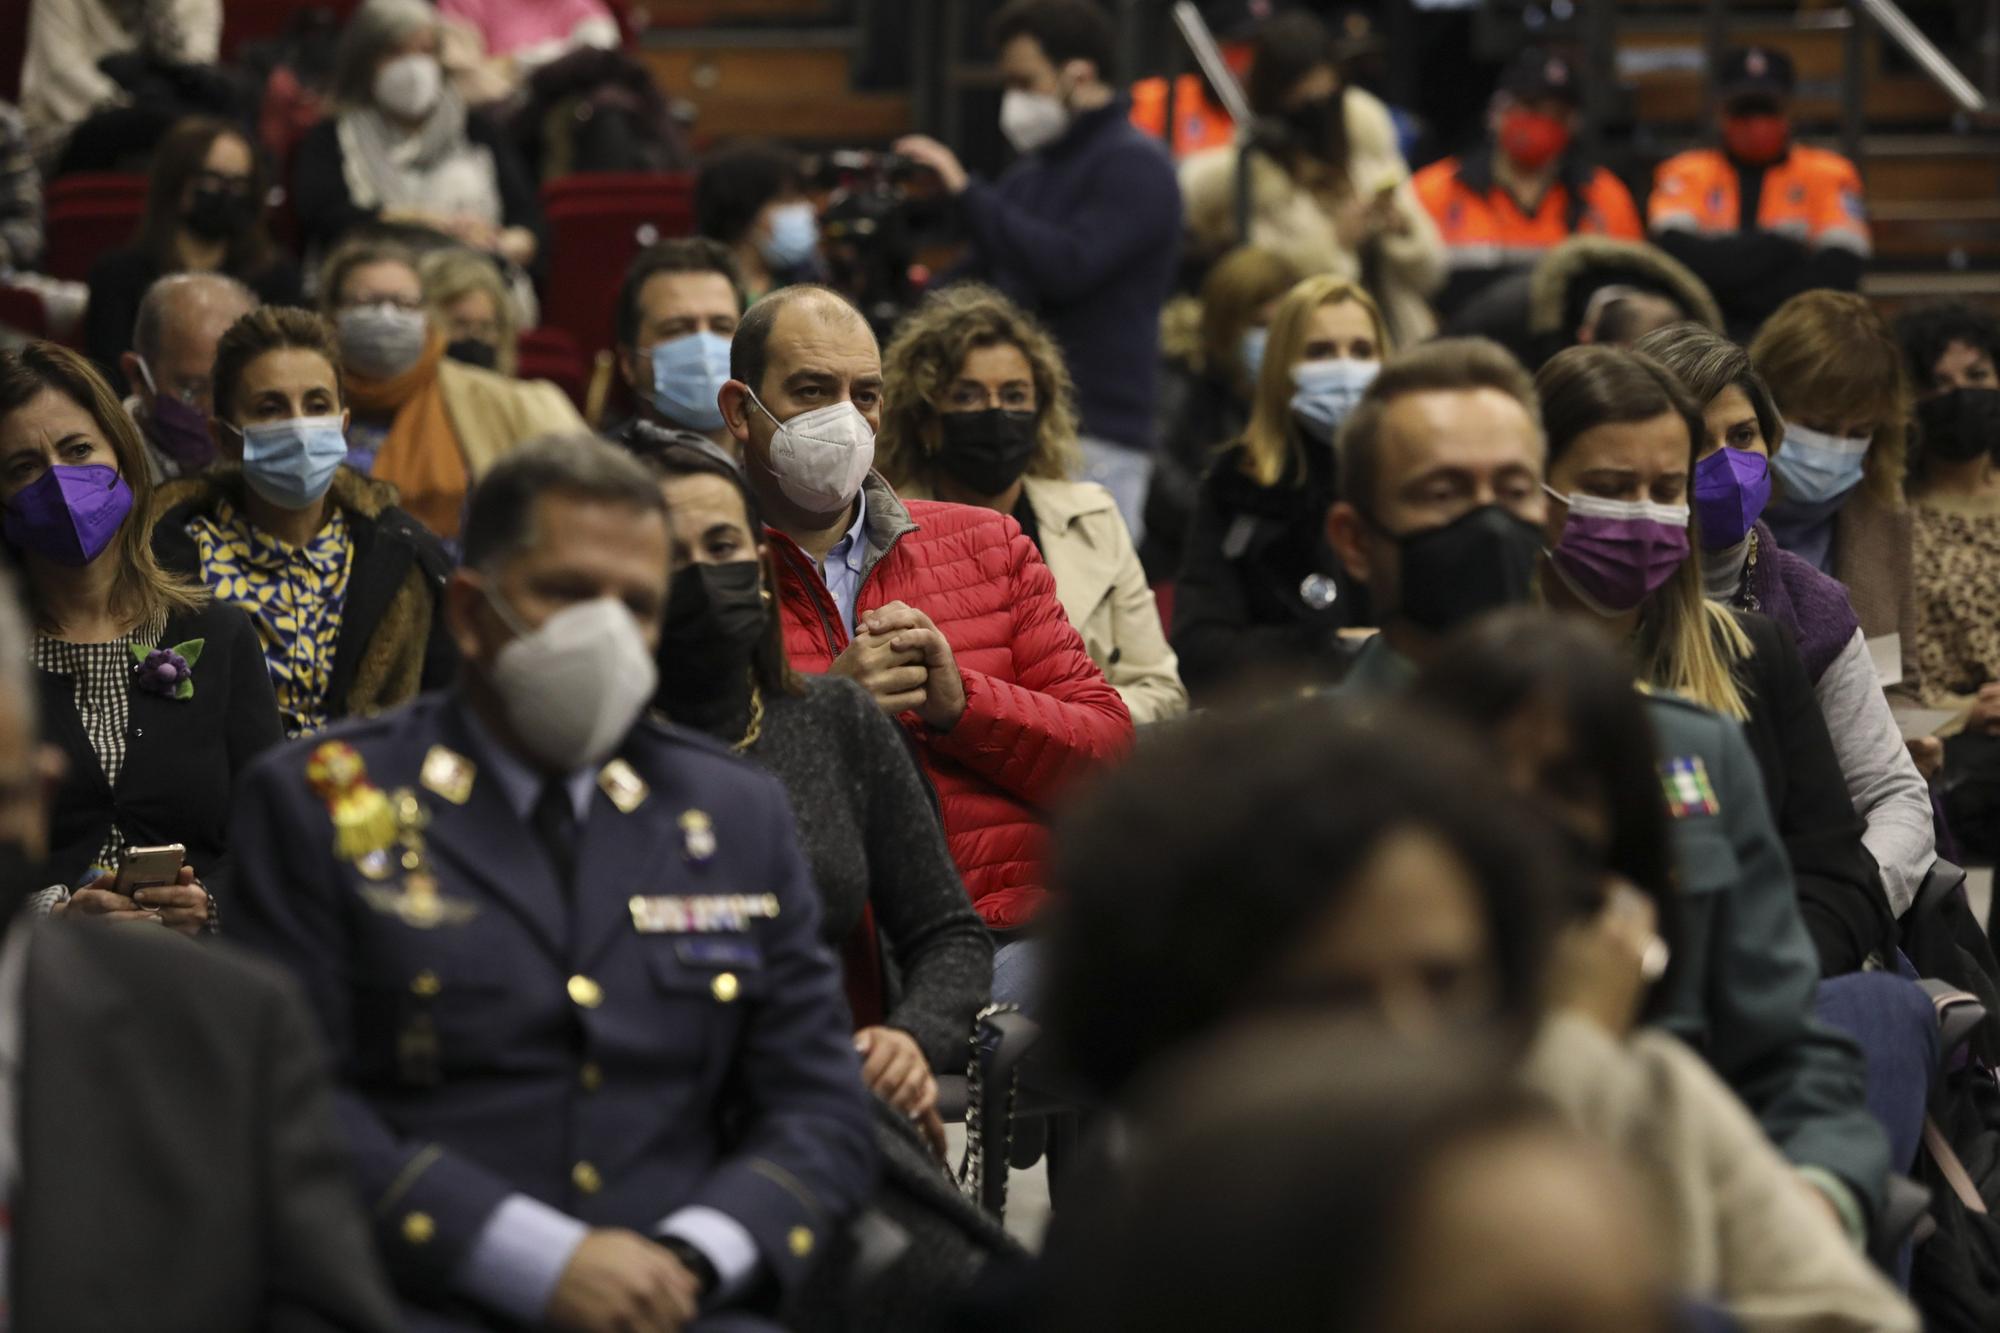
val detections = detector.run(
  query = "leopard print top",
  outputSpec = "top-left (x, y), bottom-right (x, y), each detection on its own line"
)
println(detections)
top-left (1911, 491), bottom-right (2000, 706)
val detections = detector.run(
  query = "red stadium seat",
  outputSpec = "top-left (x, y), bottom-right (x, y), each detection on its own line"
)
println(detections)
top-left (514, 326), bottom-right (590, 413)
top-left (44, 174), bottom-right (151, 283)
top-left (539, 172), bottom-right (696, 359)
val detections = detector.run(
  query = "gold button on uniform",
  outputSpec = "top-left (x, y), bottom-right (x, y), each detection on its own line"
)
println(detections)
top-left (402, 1212), bottom-right (436, 1245)
top-left (567, 975), bottom-right (604, 1008)
top-left (579, 1061), bottom-right (603, 1091)
top-left (711, 971), bottom-right (739, 1003)
top-left (572, 1161), bottom-right (602, 1195)
top-left (410, 971), bottom-right (441, 998)
top-left (787, 1226), bottom-right (814, 1258)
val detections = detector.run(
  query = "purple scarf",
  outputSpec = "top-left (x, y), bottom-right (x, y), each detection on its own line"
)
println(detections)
top-left (1739, 521), bottom-right (1860, 684)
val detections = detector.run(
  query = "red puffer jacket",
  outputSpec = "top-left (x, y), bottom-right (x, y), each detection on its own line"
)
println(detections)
top-left (768, 479), bottom-right (1133, 929)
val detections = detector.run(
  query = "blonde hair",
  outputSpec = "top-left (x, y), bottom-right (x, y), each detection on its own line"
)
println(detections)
top-left (1536, 345), bottom-right (1750, 720)
top-left (0, 343), bottom-right (205, 633)
top-left (877, 284), bottom-right (1081, 489)
top-left (1749, 290), bottom-right (1909, 508)
top-left (1240, 276), bottom-right (1391, 488)
top-left (1197, 247), bottom-right (1302, 384)
top-left (421, 247), bottom-right (520, 376)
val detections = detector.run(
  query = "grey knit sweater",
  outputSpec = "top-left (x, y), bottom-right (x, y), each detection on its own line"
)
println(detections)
top-left (740, 676), bottom-right (993, 1068)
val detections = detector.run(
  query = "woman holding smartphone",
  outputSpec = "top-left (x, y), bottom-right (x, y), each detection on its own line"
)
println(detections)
top-left (0, 343), bottom-right (281, 933)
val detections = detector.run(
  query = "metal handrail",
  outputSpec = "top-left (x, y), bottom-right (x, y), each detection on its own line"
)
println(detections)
top-left (1169, 1), bottom-right (1250, 125)
top-left (1854, 0), bottom-right (1989, 114)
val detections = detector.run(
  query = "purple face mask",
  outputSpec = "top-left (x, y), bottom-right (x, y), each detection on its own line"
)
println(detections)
top-left (1692, 448), bottom-right (1771, 552)
top-left (3, 464), bottom-right (134, 567)
top-left (136, 359), bottom-right (217, 470)
top-left (1544, 487), bottom-right (1692, 615)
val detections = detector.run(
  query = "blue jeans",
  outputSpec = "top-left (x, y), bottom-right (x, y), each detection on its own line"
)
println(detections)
top-left (1079, 436), bottom-right (1155, 548)
top-left (991, 939), bottom-right (1041, 1016)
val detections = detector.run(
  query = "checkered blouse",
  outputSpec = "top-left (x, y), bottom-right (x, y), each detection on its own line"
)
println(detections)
top-left (32, 609), bottom-right (167, 873)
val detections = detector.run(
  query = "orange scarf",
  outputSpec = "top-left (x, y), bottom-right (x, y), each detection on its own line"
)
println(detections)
top-left (345, 334), bottom-right (469, 540)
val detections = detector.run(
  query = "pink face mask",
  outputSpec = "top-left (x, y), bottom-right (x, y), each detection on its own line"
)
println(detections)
top-left (1543, 487), bottom-right (1692, 615)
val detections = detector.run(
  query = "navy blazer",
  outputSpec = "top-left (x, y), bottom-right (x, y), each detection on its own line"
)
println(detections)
top-left (36, 598), bottom-right (282, 892)
top-left (225, 693), bottom-right (877, 1323)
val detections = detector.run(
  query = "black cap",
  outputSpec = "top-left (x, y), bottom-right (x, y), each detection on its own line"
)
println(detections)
top-left (1718, 46), bottom-right (1796, 102)
top-left (1498, 49), bottom-right (1581, 107)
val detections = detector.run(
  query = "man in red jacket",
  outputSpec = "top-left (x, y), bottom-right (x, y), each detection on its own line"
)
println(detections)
top-left (717, 286), bottom-right (1132, 1003)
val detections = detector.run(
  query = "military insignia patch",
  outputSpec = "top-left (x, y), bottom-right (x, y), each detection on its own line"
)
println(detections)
top-left (629, 893), bottom-right (780, 933)
top-left (598, 760), bottom-right (649, 814)
top-left (1661, 756), bottom-right (1721, 818)
top-left (361, 871), bottom-right (479, 929)
top-left (680, 809), bottom-right (717, 862)
top-left (420, 746), bottom-right (475, 805)
top-left (307, 740), bottom-right (399, 862)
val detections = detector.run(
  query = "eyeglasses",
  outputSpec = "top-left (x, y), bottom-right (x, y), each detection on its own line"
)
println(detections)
top-left (189, 170), bottom-right (255, 197)
top-left (340, 296), bottom-right (426, 313)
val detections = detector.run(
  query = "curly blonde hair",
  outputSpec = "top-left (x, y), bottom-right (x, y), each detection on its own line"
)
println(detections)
top-left (877, 284), bottom-right (1081, 490)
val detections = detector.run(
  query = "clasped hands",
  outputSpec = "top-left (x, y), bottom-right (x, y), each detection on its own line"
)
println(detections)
top-left (830, 602), bottom-right (967, 732)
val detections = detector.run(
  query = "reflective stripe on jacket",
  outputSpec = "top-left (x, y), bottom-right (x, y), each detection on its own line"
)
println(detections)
top-left (1648, 145), bottom-right (1871, 256)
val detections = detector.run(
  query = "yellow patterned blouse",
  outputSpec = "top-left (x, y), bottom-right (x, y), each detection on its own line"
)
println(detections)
top-left (187, 499), bottom-right (354, 737)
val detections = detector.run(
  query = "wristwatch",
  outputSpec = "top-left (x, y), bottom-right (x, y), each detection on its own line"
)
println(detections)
top-left (658, 1236), bottom-right (717, 1302)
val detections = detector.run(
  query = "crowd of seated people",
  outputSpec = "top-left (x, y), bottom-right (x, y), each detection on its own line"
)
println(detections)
top-left (0, 0), bottom-right (1994, 1329)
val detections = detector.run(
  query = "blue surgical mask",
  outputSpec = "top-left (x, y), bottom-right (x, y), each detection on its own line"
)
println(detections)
top-left (759, 202), bottom-right (819, 271)
top-left (648, 331), bottom-right (731, 432)
top-left (235, 415), bottom-right (349, 509)
top-left (1291, 359), bottom-right (1380, 443)
top-left (1772, 421), bottom-right (1870, 505)
top-left (1238, 327), bottom-right (1269, 386)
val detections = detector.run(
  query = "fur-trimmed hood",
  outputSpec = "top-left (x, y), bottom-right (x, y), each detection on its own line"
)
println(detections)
top-left (154, 463), bottom-right (406, 525)
top-left (1526, 236), bottom-right (1723, 338)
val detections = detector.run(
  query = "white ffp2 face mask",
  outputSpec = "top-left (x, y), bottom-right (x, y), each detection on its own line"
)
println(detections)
top-left (1000, 89), bottom-right (1070, 154)
top-left (485, 593), bottom-right (657, 772)
top-left (374, 53), bottom-right (443, 120)
top-left (748, 392), bottom-right (876, 516)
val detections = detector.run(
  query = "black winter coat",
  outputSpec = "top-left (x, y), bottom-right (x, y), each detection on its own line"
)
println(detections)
top-left (1730, 610), bottom-right (1899, 976)
top-left (37, 598), bottom-right (282, 894)
top-left (1170, 437), bottom-right (1364, 701)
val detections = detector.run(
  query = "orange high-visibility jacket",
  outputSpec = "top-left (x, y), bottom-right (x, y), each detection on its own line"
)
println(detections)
top-left (1413, 150), bottom-right (1644, 274)
top-left (1129, 74), bottom-right (1235, 159)
top-left (1648, 145), bottom-right (1871, 256)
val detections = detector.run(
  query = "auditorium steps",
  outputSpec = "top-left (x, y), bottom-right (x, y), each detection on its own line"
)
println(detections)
top-left (633, 0), bottom-right (914, 147)
top-left (1596, 0), bottom-right (2000, 305)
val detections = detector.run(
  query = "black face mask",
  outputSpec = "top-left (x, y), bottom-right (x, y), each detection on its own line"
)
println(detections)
top-left (1281, 92), bottom-right (1346, 160)
top-left (659, 560), bottom-right (768, 674)
top-left (1918, 387), bottom-right (2000, 465)
top-left (937, 409), bottom-right (1038, 496)
top-left (1384, 504), bottom-right (1543, 635)
top-left (445, 338), bottom-right (500, 371)
top-left (182, 186), bottom-right (253, 241)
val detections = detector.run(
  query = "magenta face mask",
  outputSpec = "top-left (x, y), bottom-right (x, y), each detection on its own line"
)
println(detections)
top-left (1543, 486), bottom-right (1691, 615)
top-left (4, 464), bottom-right (134, 567)
top-left (1692, 448), bottom-right (1771, 551)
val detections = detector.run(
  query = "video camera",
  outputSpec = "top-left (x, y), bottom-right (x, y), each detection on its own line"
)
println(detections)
top-left (808, 150), bottom-right (957, 336)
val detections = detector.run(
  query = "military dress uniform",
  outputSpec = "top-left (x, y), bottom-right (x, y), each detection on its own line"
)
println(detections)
top-left (1339, 636), bottom-right (1888, 1227)
top-left (225, 692), bottom-right (878, 1330)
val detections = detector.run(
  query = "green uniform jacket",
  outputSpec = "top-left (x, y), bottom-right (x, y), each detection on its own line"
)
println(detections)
top-left (1341, 635), bottom-right (1889, 1221)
